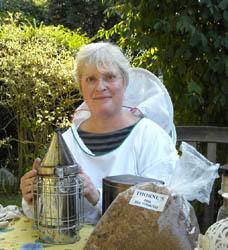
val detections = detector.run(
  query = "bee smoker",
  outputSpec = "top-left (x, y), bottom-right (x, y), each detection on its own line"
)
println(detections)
top-left (33, 129), bottom-right (84, 244)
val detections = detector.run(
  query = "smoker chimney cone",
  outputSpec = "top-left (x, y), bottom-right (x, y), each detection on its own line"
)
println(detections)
top-left (39, 129), bottom-right (79, 176)
top-left (42, 129), bottom-right (76, 167)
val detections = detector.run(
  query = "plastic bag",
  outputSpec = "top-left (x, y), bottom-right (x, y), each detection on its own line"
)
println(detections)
top-left (84, 182), bottom-right (199, 250)
top-left (168, 142), bottom-right (219, 204)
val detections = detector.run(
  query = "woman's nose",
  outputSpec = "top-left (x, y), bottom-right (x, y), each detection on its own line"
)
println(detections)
top-left (96, 78), bottom-right (107, 91)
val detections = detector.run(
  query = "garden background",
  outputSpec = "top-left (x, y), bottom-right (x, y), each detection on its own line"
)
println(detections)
top-left (0, 0), bottom-right (227, 231)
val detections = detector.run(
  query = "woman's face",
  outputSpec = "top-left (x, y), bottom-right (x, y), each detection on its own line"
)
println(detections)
top-left (80, 63), bottom-right (125, 118)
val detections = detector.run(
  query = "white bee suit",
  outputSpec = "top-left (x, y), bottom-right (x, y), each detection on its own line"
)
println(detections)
top-left (22, 68), bottom-right (178, 224)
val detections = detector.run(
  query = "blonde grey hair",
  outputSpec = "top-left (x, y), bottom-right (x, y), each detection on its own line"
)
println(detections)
top-left (74, 42), bottom-right (130, 89)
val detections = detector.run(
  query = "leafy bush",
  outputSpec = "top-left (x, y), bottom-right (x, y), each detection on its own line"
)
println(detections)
top-left (0, 16), bottom-right (88, 177)
top-left (0, 0), bottom-right (49, 23)
top-left (0, 0), bottom-right (119, 37)
top-left (47, 0), bottom-right (118, 36)
top-left (100, 0), bottom-right (228, 126)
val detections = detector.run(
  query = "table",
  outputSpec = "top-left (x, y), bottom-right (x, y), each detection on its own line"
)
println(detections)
top-left (0, 216), bottom-right (93, 250)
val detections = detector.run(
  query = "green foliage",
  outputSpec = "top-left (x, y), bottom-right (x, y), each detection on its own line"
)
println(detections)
top-left (100, 0), bottom-right (228, 126)
top-left (1, 0), bottom-right (118, 37)
top-left (0, 0), bottom-right (49, 23)
top-left (0, 16), bottom-right (88, 175)
top-left (47, 0), bottom-right (118, 36)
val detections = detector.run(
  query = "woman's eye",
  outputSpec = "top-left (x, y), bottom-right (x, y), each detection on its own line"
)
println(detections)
top-left (105, 74), bottom-right (116, 81)
top-left (86, 76), bottom-right (96, 84)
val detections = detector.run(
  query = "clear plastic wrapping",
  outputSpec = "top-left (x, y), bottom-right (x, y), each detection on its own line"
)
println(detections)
top-left (84, 183), bottom-right (199, 250)
top-left (168, 142), bottom-right (219, 203)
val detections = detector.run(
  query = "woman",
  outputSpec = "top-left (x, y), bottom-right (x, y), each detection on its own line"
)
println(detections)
top-left (20, 42), bottom-right (178, 224)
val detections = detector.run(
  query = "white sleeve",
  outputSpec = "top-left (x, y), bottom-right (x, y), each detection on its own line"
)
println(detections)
top-left (136, 120), bottom-right (178, 186)
top-left (22, 198), bottom-right (34, 219)
top-left (139, 153), bottom-right (178, 186)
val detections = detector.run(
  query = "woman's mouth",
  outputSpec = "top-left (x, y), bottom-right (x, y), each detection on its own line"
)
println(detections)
top-left (93, 96), bottom-right (111, 100)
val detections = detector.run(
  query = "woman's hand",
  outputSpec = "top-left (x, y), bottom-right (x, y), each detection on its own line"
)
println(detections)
top-left (78, 168), bottom-right (100, 206)
top-left (20, 158), bottom-right (41, 205)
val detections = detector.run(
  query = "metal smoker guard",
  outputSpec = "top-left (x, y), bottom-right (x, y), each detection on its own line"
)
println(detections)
top-left (33, 129), bottom-right (84, 244)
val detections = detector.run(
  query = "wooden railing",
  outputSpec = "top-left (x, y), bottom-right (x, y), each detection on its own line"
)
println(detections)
top-left (176, 126), bottom-right (228, 233)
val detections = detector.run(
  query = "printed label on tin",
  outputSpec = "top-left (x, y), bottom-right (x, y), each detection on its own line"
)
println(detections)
top-left (129, 189), bottom-right (168, 212)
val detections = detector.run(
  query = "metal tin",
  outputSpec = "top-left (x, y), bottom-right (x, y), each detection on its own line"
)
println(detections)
top-left (102, 174), bottom-right (164, 214)
top-left (33, 173), bottom-right (84, 244)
